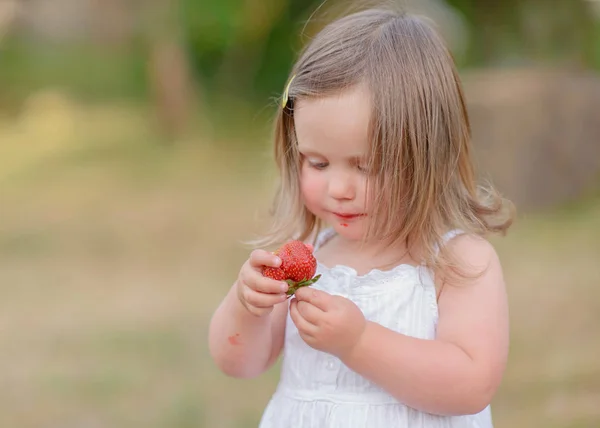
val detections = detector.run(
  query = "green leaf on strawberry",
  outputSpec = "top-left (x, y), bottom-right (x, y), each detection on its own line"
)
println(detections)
top-left (285, 274), bottom-right (321, 297)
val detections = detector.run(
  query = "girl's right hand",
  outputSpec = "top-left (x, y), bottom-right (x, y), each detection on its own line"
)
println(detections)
top-left (236, 250), bottom-right (289, 317)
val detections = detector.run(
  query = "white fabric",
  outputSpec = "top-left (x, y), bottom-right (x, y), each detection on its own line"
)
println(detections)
top-left (258, 227), bottom-right (493, 428)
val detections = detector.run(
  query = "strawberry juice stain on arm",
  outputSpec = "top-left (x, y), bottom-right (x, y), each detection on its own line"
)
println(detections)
top-left (228, 333), bottom-right (241, 346)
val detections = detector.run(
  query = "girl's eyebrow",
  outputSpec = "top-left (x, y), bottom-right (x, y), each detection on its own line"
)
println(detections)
top-left (298, 149), bottom-right (325, 157)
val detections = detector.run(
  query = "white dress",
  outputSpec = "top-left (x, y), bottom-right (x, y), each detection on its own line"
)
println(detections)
top-left (258, 227), bottom-right (494, 428)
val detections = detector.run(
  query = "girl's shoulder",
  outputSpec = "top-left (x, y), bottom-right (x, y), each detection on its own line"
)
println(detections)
top-left (440, 230), bottom-right (497, 258)
top-left (437, 230), bottom-right (502, 287)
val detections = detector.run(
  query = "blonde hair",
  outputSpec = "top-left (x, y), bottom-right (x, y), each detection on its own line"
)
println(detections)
top-left (254, 6), bottom-right (515, 281)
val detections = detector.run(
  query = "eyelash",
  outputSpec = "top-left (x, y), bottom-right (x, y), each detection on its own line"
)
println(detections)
top-left (306, 160), bottom-right (368, 173)
top-left (309, 161), bottom-right (328, 170)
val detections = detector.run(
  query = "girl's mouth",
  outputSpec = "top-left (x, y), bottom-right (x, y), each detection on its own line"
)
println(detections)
top-left (333, 212), bottom-right (366, 221)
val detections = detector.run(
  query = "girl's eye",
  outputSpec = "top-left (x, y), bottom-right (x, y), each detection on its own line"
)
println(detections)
top-left (309, 161), bottom-right (328, 170)
top-left (357, 164), bottom-right (369, 173)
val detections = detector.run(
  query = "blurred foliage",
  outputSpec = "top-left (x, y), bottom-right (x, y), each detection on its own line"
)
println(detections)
top-left (178, 0), bottom-right (600, 104)
top-left (0, 39), bottom-right (149, 111)
top-left (444, 0), bottom-right (600, 67)
top-left (179, 0), bottom-right (323, 106)
top-left (1, 0), bottom-right (599, 119)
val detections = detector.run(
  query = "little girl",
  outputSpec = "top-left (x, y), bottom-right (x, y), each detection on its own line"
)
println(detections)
top-left (208, 6), bottom-right (514, 428)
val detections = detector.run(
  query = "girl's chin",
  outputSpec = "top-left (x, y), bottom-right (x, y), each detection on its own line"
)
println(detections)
top-left (312, 212), bottom-right (367, 237)
top-left (331, 222), bottom-right (366, 238)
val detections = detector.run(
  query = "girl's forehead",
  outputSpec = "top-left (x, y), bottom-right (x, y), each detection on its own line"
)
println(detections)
top-left (294, 86), bottom-right (371, 156)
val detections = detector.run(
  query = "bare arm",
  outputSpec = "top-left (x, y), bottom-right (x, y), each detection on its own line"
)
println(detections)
top-left (340, 235), bottom-right (509, 415)
top-left (208, 250), bottom-right (290, 378)
top-left (208, 284), bottom-right (288, 378)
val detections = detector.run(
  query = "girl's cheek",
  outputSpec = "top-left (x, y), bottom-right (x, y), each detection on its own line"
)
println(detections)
top-left (361, 182), bottom-right (372, 211)
top-left (300, 169), bottom-right (324, 208)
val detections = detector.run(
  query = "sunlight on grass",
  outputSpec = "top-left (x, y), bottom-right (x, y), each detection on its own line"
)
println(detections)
top-left (0, 98), bottom-right (598, 427)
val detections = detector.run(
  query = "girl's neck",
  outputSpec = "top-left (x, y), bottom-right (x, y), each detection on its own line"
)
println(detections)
top-left (317, 230), bottom-right (421, 274)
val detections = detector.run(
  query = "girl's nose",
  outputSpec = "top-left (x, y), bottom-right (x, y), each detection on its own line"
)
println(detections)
top-left (328, 173), bottom-right (354, 200)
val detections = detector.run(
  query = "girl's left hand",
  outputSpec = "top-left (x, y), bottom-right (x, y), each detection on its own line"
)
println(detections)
top-left (290, 287), bottom-right (366, 359)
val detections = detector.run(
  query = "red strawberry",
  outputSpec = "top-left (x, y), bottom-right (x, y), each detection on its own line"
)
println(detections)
top-left (277, 240), bottom-right (317, 282)
top-left (262, 266), bottom-right (286, 281)
top-left (262, 240), bottom-right (321, 296)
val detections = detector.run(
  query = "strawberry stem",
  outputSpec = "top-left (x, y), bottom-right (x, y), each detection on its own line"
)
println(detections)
top-left (285, 274), bottom-right (321, 297)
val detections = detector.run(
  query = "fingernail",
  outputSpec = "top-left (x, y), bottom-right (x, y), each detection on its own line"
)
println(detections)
top-left (274, 257), bottom-right (281, 266)
top-left (281, 282), bottom-right (288, 291)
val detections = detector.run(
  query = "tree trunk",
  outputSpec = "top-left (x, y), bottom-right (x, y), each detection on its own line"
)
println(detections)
top-left (148, 38), bottom-right (194, 140)
top-left (145, 0), bottom-right (195, 140)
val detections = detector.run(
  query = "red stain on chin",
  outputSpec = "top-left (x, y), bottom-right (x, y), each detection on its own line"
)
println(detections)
top-left (340, 223), bottom-right (349, 227)
top-left (228, 333), bottom-right (241, 346)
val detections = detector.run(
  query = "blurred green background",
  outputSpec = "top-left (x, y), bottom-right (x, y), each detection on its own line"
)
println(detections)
top-left (1, 0), bottom-right (600, 427)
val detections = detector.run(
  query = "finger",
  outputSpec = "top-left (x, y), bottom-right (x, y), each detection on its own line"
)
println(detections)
top-left (295, 287), bottom-right (332, 311)
top-left (297, 300), bottom-right (324, 324)
top-left (245, 269), bottom-right (287, 294)
top-left (244, 287), bottom-right (287, 308)
top-left (255, 276), bottom-right (289, 294)
top-left (237, 285), bottom-right (272, 317)
top-left (290, 299), bottom-right (319, 336)
top-left (249, 249), bottom-right (282, 269)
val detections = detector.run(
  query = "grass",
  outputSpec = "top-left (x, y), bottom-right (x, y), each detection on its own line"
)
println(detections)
top-left (0, 94), bottom-right (599, 427)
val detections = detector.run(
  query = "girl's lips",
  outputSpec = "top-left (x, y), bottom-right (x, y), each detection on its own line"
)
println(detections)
top-left (332, 212), bottom-right (366, 220)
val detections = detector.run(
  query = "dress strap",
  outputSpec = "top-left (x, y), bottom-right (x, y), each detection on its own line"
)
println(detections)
top-left (435, 229), bottom-right (464, 254)
top-left (313, 227), bottom-right (336, 251)
top-left (441, 229), bottom-right (463, 243)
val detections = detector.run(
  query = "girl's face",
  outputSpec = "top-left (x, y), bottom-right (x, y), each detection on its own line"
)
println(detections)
top-left (294, 85), bottom-right (373, 241)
